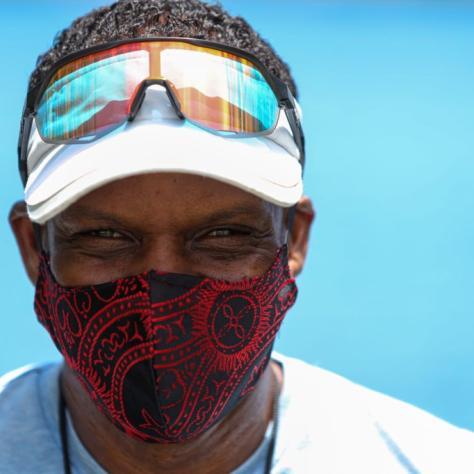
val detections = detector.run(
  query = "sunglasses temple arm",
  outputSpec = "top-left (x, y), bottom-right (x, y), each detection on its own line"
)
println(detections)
top-left (287, 108), bottom-right (305, 171)
top-left (273, 80), bottom-right (305, 170)
top-left (280, 97), bottom-right (305, 171)
top-left (18, 110), bottom-right (34, 186)
top-left (18, 81), bottom-right (44, 185)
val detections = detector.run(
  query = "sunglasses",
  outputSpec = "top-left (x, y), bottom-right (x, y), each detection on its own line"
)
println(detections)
top-left (19, 37), bottom-right (304, 184)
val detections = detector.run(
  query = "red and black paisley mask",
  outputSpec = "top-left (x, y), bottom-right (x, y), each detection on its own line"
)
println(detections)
top-left (34, 246), bottom-right (297, 443)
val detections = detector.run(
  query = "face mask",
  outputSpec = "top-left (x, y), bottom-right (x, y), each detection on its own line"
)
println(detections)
top-left (34, 246), bottom-right (297, 443)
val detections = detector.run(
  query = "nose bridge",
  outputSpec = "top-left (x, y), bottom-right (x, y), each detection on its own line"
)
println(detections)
top-left (139, 238), bottom-right (197, 277)
top-left (129, 81), bottom-right (184, 122)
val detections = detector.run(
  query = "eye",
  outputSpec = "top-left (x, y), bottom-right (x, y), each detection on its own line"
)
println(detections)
top-left (207, 229), bottom-right (233, 238)
top-left (84, 229), bottom-right (127, 239)
top-left (205, 227), bottom-right (250, 238)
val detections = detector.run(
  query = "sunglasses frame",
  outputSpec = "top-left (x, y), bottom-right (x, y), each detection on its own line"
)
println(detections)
top-left (18, 37), bottom-right (305, 185)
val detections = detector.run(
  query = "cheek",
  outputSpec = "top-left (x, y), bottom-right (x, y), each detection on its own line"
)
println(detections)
top-left (45, 226), bottom-right (140, 286)
top-left (48, 254), bottom-right (105, 287)
top-left (195, 247), bottom-right (281, 281)
top-left (47, 245), bottom-right (137, 286)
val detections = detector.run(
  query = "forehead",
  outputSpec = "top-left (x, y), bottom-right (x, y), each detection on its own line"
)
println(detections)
top-left (51, 172), bottom-right (284, 229)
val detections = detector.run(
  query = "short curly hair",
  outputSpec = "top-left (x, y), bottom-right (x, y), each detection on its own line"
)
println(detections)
top-left (29, 0), bottom-right (298, 97)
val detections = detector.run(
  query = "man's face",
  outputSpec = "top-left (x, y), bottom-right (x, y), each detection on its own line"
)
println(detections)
top-left (8, 170), bottom-right (312, 446)
top-left (43, 172), bottom-right (288, 286)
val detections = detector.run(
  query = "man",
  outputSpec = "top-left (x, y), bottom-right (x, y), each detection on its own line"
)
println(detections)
top-left (1, 0), bottom-right (473, 473)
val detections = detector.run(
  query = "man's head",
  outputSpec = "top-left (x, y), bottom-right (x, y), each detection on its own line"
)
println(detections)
top-left (9, 0), bottom-right (314, 445)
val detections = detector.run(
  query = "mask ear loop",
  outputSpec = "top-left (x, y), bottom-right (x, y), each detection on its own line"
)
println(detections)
top-left (284, 205), bottom-right (297, 250)
top-left (287, 205), bottom-right (297, 233)
top-left (32, 223), bottom-right (45, 253)
top-left (59, 386), bottom-right (72, 474)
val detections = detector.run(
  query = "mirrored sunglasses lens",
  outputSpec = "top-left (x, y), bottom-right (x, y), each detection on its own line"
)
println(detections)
top-left (160, 45), bottom-right (279, 134)
top-left (36, 46), bottom-right (149, 142)
top-left (35, 42), bottom-right (279, 143)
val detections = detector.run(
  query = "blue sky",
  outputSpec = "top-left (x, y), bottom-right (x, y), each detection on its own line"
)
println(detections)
top-left (1, 1), bottom-right (473, 430)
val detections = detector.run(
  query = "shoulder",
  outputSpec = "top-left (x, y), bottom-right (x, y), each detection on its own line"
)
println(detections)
top-left (0, 363), bottom-right (63, 474)
top-left (0, 362), bottom-right (59, 413)
top-left (272, 353), bottom-right (474, 473)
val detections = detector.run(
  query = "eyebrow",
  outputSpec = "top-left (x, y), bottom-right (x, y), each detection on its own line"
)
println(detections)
top-left (55, 203), bottom-right (276, 228)
top-left (191, 206), bottom-right (275, 225)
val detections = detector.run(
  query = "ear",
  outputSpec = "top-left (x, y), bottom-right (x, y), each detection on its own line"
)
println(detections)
top-left (287, 196), bottom-right (315, 278)
top-left (9, 201), bottom-right (42, 284)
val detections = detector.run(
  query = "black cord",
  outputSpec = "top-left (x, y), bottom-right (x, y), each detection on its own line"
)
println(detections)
top-left (58, 385), bottom-right (72, 474)
top-left (263, 365), bottom-right (281, 474)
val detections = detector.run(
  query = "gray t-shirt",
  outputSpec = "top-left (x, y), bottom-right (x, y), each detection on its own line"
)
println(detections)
top-left (1, 353), bottom-right (474, 473)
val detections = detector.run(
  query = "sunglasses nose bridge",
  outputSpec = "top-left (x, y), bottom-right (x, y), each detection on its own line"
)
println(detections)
top-left (128, 79), bottom-right (184, 122)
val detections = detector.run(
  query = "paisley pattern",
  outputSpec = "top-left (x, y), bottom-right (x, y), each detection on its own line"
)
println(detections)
top-left (34, 247), bottom-right (297, 443)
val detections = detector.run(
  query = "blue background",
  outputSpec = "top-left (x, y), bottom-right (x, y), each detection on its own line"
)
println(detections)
top-left (1, 1), bottom-right (473, 431)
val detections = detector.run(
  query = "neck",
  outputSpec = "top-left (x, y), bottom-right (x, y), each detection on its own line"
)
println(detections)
top-left (61, 361), bottom-right (282, 474)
